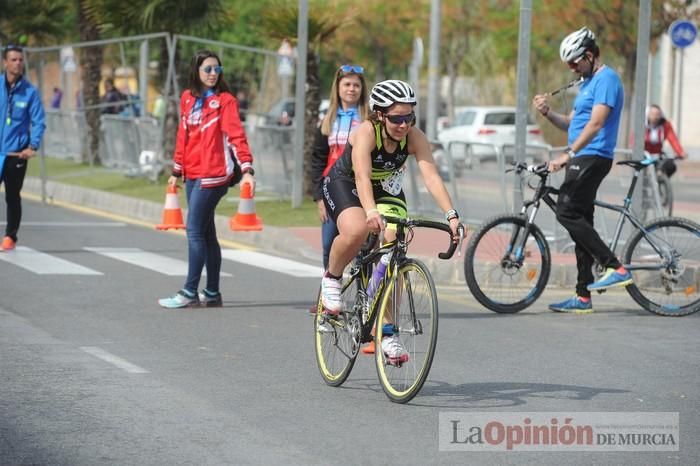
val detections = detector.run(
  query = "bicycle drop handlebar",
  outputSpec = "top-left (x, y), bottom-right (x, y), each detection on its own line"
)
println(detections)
top-left (383, 216), bottom-right (465, 260)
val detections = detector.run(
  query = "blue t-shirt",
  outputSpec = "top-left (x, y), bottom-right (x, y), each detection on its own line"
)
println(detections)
top-left (568, 66), bottom-right (623, 159)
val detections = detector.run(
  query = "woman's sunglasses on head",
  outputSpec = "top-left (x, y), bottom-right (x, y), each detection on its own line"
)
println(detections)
top-left (385, 112), bottom-right (415, 125)
top-left (200, 65), bottom-right (224, 74)
top-left (339, 64), bottom-right (364, 74)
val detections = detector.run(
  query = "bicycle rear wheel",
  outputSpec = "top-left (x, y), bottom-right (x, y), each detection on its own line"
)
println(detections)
top-left (464, 214), bottom-right (551, 313)
top-left (375, 259), bottom-right (438, 403)
top-left (624, 217), bottom-right (700, 316)
top-left (314, 269), bottom-right (363, 386)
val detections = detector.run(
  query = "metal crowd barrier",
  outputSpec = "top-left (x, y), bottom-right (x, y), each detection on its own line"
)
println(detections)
top-left (99, 115), bottom-right (163, 179)
top-left (43, 110), bottom-right (86, 162)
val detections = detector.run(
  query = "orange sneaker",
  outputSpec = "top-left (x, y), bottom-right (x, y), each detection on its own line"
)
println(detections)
top-left (1, 236), bottom-right (15, 251)
top-left (361, 341), bottom-right (375, 355)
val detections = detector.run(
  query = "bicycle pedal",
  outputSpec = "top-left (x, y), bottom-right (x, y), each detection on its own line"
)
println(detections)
top-left (596, 289), bottom-right (607, 295)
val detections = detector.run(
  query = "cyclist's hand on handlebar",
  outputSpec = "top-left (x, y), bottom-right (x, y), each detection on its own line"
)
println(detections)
top-left (366, 209), bottom-right (384, 234)
top-left (449, 218), bottom-right (464, 244)
top-left (548, 152), bottom-right (569, 173)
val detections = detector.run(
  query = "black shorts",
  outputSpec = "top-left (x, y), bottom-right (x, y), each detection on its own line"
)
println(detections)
top-left (322, 175), bottom-right (407, 225)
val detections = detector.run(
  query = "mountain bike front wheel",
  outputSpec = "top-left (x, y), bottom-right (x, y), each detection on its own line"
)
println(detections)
top-left (315, 272), bottom-right (362, 386)
top-left (624, 217), bottom-right (700, 316)
top-left (375, 259), bottom-right (438, 404)
top-left (464, 214), bottom-right (551, 313)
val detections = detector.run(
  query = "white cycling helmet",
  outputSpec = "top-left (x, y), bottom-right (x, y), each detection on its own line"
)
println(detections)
top-left (559, 27), bottom-right (596, 62)
top-left (369, 79), bottom-right (416, 111)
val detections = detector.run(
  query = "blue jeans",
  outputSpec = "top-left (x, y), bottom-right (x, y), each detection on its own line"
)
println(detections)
top-left (321, 217), bottom-right (338, 270)
top-left (183, 179), bottom-right (228, 294)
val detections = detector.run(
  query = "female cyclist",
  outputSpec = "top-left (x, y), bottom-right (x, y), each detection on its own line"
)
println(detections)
top-left (320, 79), bottom-right (461, 361)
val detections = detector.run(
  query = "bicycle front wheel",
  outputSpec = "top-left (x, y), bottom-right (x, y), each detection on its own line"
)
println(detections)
top-left (314, 271), bottom-right (362, 386)
top-left (464, 215), bottom-right (551, 313)
top-left (624, 217), bottom-right (700, 316)
top-left (375, 259), bottom-right (438, 403)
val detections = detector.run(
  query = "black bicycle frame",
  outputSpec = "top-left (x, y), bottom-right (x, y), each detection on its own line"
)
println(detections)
top-left (508, 165), bottom-right (669, 272)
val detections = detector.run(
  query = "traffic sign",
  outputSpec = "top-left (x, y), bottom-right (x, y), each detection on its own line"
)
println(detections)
top-left (669, 20), bottom-right (697, 49)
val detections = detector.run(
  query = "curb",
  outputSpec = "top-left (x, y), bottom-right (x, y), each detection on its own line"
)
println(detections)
top-left (23, 177), bottom-right (584, 288)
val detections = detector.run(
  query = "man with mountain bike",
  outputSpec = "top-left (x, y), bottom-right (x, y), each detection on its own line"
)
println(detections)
top-left (532, 27), bottom-right (632, 313)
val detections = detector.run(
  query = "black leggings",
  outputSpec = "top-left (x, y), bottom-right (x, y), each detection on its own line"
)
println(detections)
top-left (556, 155), bottom-right (620, 298)
top-left (1, 156), bottom-right (28, 241)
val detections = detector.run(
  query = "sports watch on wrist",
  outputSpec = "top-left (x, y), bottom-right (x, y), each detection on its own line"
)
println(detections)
top-left (243, 167), bottom-right (255, 176)
top-left (565, 147), bottom-right (576, 159)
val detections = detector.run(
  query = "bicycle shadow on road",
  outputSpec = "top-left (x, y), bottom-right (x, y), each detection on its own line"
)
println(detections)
top-left (411, 381), bottom-right (629, 409)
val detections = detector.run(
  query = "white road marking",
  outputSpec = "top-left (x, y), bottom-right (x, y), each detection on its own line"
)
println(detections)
top-left (84, 247), bottom-right (231, 277)
top-left (0, 246), bottom-right (103, 275)
top-left (221, 249), bottom-right (323, 277)
top-left (0, 221), bottom-right (126, 227)
top-left (80, 346), bottom-right (149, 374)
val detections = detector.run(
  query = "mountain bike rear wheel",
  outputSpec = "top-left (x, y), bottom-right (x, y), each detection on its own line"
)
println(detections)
top-left (375, 259), bottom-right (438, 403)
top-left (624, 217), bottom-right (700, 316)
top-left (315, 271), bottom-right (362, 386)
top-left (464, 214), bottom-right (551, 313)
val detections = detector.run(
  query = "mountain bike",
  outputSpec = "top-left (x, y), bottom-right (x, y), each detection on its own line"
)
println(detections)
top-left (464, 159), bottom-right (700, 316)
top-left (314, 217), bottom-right (464, 403)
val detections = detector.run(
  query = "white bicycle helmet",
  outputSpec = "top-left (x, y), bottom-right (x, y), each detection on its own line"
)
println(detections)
top-left (559, 27), bottom-right (596, 62)
top-left (369, 79), bottom-right (416, 111)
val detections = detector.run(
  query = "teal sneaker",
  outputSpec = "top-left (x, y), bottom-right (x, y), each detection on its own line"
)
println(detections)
top-left (549, 296), bottom-right (593, 314)
top-left (158, 289), bottom-right (199, 309)
top-left (199, 289), bottom-right (223, 307)
top-left (587, 268), bottom-right (633, 291)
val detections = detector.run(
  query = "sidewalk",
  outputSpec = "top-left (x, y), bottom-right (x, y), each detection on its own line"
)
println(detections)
top-left (20, 172), bottom-right (700, 288)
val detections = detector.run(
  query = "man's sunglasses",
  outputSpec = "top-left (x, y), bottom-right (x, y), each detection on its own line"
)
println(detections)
top-left (385, 112), bottom-right (415, 125)
top-left (200, 65), bottom-right (224, 74)
top-left (339, 64), bottom-right (364, 74)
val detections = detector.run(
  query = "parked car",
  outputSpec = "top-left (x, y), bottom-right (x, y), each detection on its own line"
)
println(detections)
top-left (437, 106), bottom-right (546, 173)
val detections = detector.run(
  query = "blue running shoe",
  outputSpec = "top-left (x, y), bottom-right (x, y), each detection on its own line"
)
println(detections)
top-left (587, 268), bottom-right (633, 291)
top-left (549, 296), bottom-right (593, 314)
top-left (158, 289), bottom-right (199, 309)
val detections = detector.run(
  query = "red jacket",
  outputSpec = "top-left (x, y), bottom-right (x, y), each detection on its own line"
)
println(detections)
top-left (644, 120), bottom-right (685, 159)
top-left (172, 90), bottom-right (253, 187)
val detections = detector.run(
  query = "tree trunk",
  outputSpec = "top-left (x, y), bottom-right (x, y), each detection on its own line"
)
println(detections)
top-left (78, 1), bottom-right (102, 165)
top-left (302, 49), bottom-right (320, 199)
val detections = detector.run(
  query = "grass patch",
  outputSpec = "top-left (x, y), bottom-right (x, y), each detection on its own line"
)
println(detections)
top-left (29, 157), bottom-right (319, 227)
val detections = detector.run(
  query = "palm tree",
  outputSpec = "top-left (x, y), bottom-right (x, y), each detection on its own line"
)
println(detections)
top-left (259, 1), bottom-right (347, 198)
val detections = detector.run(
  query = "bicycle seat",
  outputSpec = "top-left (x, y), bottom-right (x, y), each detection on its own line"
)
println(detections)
top-left (616, 158), bottom-right (657, 170)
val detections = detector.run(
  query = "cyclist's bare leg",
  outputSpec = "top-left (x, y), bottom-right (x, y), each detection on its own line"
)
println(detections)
top-left (327, 206), bottom-right (369, 277)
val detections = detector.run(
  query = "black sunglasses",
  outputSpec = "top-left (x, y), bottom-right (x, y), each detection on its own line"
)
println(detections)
top-left (385, 112), bottom-right (415, 125)
top-left (339, 64), bottom-right (364, 74)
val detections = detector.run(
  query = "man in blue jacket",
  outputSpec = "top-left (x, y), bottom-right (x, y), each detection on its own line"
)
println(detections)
top-left (0, 45), bottom-right (46, 251)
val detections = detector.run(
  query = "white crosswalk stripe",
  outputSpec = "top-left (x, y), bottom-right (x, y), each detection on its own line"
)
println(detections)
top-left (0, 246), bottom-right (103, 275)
top-left (83, 247), bottom-right (231, 277)
top-left (221, 249), bottom-right (323, 277)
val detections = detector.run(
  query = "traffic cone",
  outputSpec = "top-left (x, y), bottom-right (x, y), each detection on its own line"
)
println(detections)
top-left (229, 182), bottom-right (263, 231)
top-left (156, 184), bottom-right (186, 230)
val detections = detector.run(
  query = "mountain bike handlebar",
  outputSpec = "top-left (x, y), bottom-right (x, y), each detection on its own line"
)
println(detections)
top-left (384, 216), bottom-right (465, 260)
top-left (507, 161), bottom-right (550, 176)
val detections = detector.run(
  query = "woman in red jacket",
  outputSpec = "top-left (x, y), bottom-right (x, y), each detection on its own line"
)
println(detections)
top-left (159, 50), bottom-right (255, 309)
top-left (645, 104), bottom-right (686, 178)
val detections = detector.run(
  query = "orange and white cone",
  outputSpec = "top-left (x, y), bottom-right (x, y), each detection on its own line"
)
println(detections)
top-left (229, 182), bottom-right (263, 231)
top-left (156, 184), bottom-right (186, 230)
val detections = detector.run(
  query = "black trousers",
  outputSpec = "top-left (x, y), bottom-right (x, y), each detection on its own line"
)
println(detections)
top-left (1, 156), bottom-right (28, 241)
top-left (556, 155), bottom-right (621, 298)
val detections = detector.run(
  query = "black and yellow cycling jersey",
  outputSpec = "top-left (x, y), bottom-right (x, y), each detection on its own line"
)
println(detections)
top-left (323, 122), bottom-right (410, 224)
top-left (328, 122), bottom-right (410, 183)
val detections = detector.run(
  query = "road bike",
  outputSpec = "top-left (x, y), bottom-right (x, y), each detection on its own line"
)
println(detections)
top-left (314, 217), bottom-right (463, 403)
top-left (463, 159), bottom-right (700, 316)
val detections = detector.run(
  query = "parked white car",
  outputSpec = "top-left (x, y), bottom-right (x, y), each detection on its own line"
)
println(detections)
top-left (437, 106), bottom-right (546, 173)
